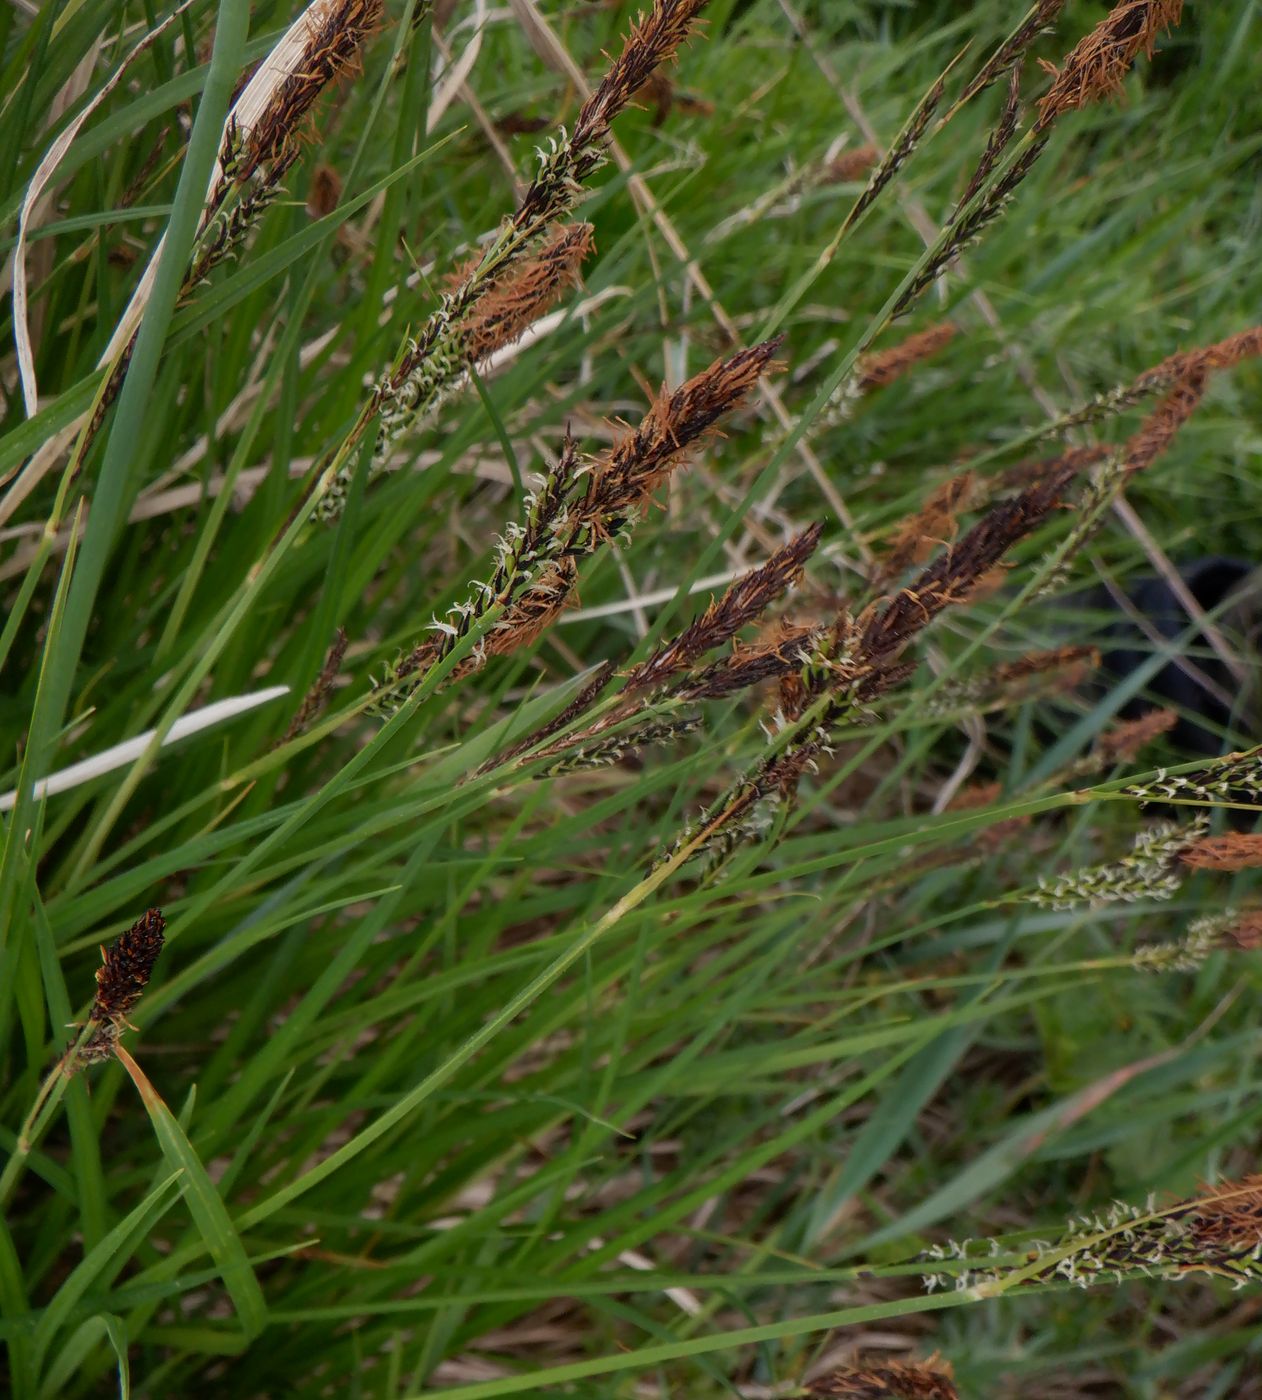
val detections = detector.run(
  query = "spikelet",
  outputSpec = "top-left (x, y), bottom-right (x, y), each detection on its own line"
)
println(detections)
top-left (658, 462), bottom-right (1083, 874)
top-left (1036, 1), bottom-right (1185, 129)
top-left (953, 0), bottom-right (1067, 111)
top-left (627, 524), bottom-right (821, 692)
top-left (1123, 747), bottom-right (1262, 806)
top-left (1178, 833), bottom-right (1262, 873)
top-left (278, 627), bottom-right (348, 746)
top-left (953, 65), bottom-right (1024, 217)
top-left (894, 136), bottom-right (1049, 318)
top-left (1093, 709), bottom-right (1177, 765)
top-left (73, 909), bottom-right (166, 1068)
top-left (823, 145), bottom-right (880, 183)
top-left (1026, 816), bottom-right (1206, 910)
top-left (463, 223), bottom-right (594, 361)
top-left (806, 1357), bottom-right (959, 1400)
top-left (874, 472), bottom-right (977, 586)
top-left (848, 75), bottom-right (947, 230)
top-left (478, 661), bottom-right (618, 774)
top-left (86, 0), bottom-right (386, 461)
top-left (935, 1176), bottom-right (1262, 1293)
top-left (1133, 908), bottom-right (1262, 972)
top-left (576, 339), bottom-right (781, 535)
top-left (856, 323), bottom-right (959, 392)
top-left (536, 714), bottom-right (702, 776)
top-left (928, 644), bottom-right (1097, 717)
top-left (860, 464), bottom-right (1077, 672)
top-left (676, 623), bottom-right (821, 703)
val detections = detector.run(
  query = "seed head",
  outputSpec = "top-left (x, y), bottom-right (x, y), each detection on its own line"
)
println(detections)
top-left (991, 1176), bottom-right (1262, 1291)
top-left (627, 523), bottom-right (822, 691)
top-left (91, 909), bottom-right (166, 1027)
top-left (71, 908), bottom-right (166, 1068)
top-left (878, 471), bottom-right (976, 582)
top-left (579, 339), bottom-right (782, 532)
top-left (856, 322), bottom-right (958, 392)
top-left (1124, 748), bottom-right (1262, 806)
top-left (1094, 708), bottom-right (1177, 765)
top-left (1036, 1), bottom-right (1185, 129)
top-left (1028, 816), bottom-right (1206, 910)
top-left (463, 223), bottom-right (595, 362)
top-left (1178, 833), bottom-right (1262, 873)
top-left (823, 145), bottom-right (880, 183)
top-left (861, 463), bottom-right (1076, 671)
top-left (806, 1357), bottom-right (959, 1399)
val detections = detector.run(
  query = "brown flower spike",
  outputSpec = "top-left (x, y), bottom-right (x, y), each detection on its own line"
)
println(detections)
top-left (628, 522), bottom-right (822, 691)
top-left (861, 463), bottom-right (1077, 671)
top-left (461, 223), bottom-right (595, 363)
top-left (857, 322), bottom-right (958, 393)
top-left (1094, 708), bottom-right (1177, 764)
top-left (578, 338), bottom-right (782, 535)
top-left (1179, 834), bottom-right (1262, 873)
top-left (1036, 1), bottom-right (1185, 129)
top-left (807, 1356), bottom-right (959, 1400)
top-left (1225, 912), bottom-right (1262, 950)
top-left (875, 471), bottom-right (977, 585)
top-left (76, 909), bottom-right (166, 1066)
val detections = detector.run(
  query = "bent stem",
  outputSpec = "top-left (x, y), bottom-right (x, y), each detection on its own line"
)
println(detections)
top-left (0, 1022), bottom-right (94, 1210)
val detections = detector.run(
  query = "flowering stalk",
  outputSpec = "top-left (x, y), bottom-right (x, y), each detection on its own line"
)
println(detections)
top-left (369, 340), bottom-right (781, 715)
top-left (1026, 816), bottom-right (1206, 910)
top-left (70, 908), bottom-right (167, 1069)
top-left (1, 906), bottom-right (167, 1207)
top-left (661, 464), bottom-right (1079, 872)
top-left (927, 644), bottom-right (1098, 716)
top-left (1134, 909), bottom-right (1262, 973)
top-left (82, 0), bottom-right (386, 459)
top-left (927, 1175), bottom-right (1262, 1294)
top-left (1122, 746), bottom-right (1262, 807)
top-left (1035, 0), bottom-right (1184, 129)
top-left (319, 0), bottom-right (712, 518)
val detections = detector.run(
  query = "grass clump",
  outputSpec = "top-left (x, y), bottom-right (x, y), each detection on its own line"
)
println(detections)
top-left (2, 0), bottom-right (1262, 1395)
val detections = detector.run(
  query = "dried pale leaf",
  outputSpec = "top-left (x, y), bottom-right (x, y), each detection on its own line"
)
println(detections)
top-left (11, 0), bottom-right (198, 416)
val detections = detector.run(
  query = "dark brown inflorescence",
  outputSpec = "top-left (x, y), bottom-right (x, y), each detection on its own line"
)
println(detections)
top-left (824, 145), bottom-right (880, 183)
top-left (955, 65), bottom-right (1023, 214)
top-left (75, 909), bottom-right (166, 1067)
top-left (1093, 708), bottom-right (1177, 764)
top-left (279, 626), bottom-right (349, 746)
top-left (676, 622), bottom-right (821, 703)
top-left (476, 528), bottom-right (821, 777)
top-left (577, 339), bottom-right (781, 537)
top-left (874, 471), bottom-right (977, 585)
top-left (515, 0), bottom-right (709, 233)
top-left (235, 0), bottom-right (386, 181)
top-left (627, 523), bottom-right (822, 692)
top-left (860, 463), bottom-right (1075, 673)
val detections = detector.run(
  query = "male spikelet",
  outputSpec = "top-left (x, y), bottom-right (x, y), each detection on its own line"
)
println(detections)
top-left (72, 909), bottom-right (166, 1068)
